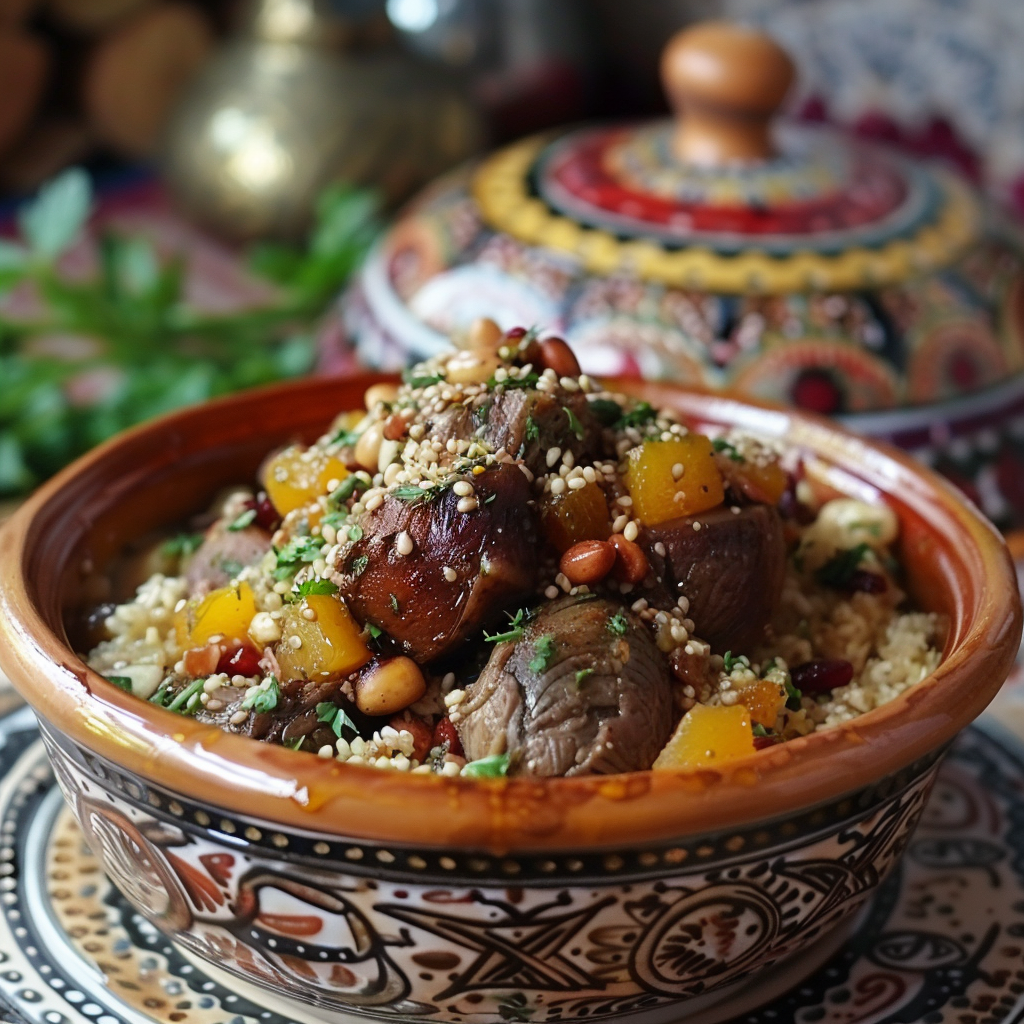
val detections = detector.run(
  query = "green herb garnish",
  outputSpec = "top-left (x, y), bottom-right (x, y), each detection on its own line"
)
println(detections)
top-left (616, 402), bottom-right (656, 429)
top-left (574, 668), bottom-right (594, 689)
top-left (167, 677), bottom-right (207, 715)
top-left (403, 370), bottom-right (445, 388)
top-left (316, 701), bottom-right (359, 738)
top-left (752, 723), bottom-right (769, 738)
top-left (227, 508), bottom-right (257, 532)
top-left (463, 753), bottom-right (510, 779)
top-left (723, 651), bottom-right (738, 673)
top-left (785, 679), bottom-right (803, 711)
top-left (484, 608), bottom-right (530, 644)
top-left (273, 536), bottom-right (323, 579)
top-left (589, 398), bottom-right (623, 426)
top-left (288, 736), bottom-right (305, 751)
top-left (329, 474), bottom-right (368, 505)
top-left (711, 437), bottom-right (743, 462)
top-left (148, 680), bottom-right (172, 707)
top-left (241, 676), bottom-right (281, 714)
top-left (350, 554), bottom-right (369, 577)
top-left (529, 635), bottom-right (557, 673)
top-left (814, 543), bottom-right (871, 589)
top-left (288, 578), bottom-right (339, 602)
top-left (161, 532), bottom-right (204, 559)
top-left (563, 406), bottom-right (584, 441)
top-left (106, 675), bottom-right (133, 692)
top-left (486, 372), bottom-right (539, 391)
top-left (606, 610), bottom-right (629, 637)
top-left (392, 482), bottom-right (445, 506)
top-left (524, 416), bottom-right (540, 442)
top-left (330, 427), bottom-right (363, 447)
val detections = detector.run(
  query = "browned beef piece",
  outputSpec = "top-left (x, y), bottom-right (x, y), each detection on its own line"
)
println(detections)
top-left (184, 524), bottom-right (272, 597)
top-left (456, 598), bottom-right (674, 777)
top-left (333, 463), bottom-right (537, 663)
top-left (480, 387), bottom-right (604, 474)
top-left (643, 505), bottom-right (786, 652)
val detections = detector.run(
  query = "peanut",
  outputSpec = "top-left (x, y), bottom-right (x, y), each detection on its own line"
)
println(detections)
top-left (559, 539), bottom-right (616, 586)
top-left (539, 336), bottom-right (581, 378)
top-left (609, 534), bottom-right (649, 585)
top-left (467, 317), bottom-right (504, 353)
top-left (354, 421), bottom-right (384, 472)
top-left (355, 656), bottom-right (427, 716)
top-left (364, 383), bottom-right (398, 410)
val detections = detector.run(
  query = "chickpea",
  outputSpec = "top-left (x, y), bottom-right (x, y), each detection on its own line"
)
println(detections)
top-left (364, 383), bottom-right (398, 411)
top-left (354, 421), bottom-right (385, 472)
top-left (355, 657), bottom-right (427, 716)
top-left (560, 540), bottom-right (616, 586)
top-left (446, 349), bottom-right (501, 385)
top-left (466, 317), bottom-right (504, 353)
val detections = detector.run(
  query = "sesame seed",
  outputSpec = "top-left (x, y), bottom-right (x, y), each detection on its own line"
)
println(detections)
top-left (555, 572), bottom-right (571, 593)
top-left (453, 480), bottom-right (473, 497)
top-left (443, 566), bottom-right (457, 582)
top-left (567, 477), bottom-right (587, 490)
top-left (693, 521), bottom-right (702, 531)
top-left (546, 447), bottom-right (561, 468)
top-left (582, 466), bottom-right (597, 484)
top-left (550, 477), bottom-right (567, 496)
top-left (623, 521), bottom-right (639, 542)
top-left (612, 513), bottom-right (629, 533)
top-left (396, 531), bottom-right (414, 556)
top-left (655, 542), bottom-right (667, 557)
top-left (457, 496), bottom-right (478, 513)
top-left (616, 495), bottom-right (632, 507)
top-left (545, 585), bottom-right (559, 599)
top-left (671, 463), bottom-right (684, 481)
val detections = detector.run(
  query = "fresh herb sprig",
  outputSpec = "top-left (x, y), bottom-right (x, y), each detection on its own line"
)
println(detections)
top-left (484, 608), bottom-right (531, 644)
top-left (316, 701), bottom-right (359, 738)
top-left (814, 543), bottom-right (872, 589)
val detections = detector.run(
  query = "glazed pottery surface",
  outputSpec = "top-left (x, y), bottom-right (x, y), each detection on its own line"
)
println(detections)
top-left (339, 22), bottom-right (1024, 530)
top-left (0, 375), bottom-right (1019, 1024)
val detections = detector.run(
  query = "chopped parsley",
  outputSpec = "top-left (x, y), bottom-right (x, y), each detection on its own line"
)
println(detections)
top-left (752, 723), bottom-right (769, 738)
top-left (606, 610), bottom-right (629, 637)
top-left (167, 677), bottom-right (207, 715)
top-left (524, 415), bottom-right (540, 442)
top-left (349, 554), bottom-right (369, 577)
top-left (348, 524), bottom-right (364, 542)
top-left (529, 635), bottom-right (557, 673)
top-left (321, 510), bottom-right (348, 528)
top-left (616, 401), bottom-right (656, 429)
top-left (403, 369), bottom-right (445, 388)
top-left (241, 676), bottom-right (281, 714)
top-left (723, 651), bottom-right (738, 673)
top-left (106, 675), bottom-right (133, 692)
top-left (814, 543), bottom-right (871, 589)
top-left (574, 668), bottom-right (594, 689)
top-left (288, 578), bottom-right (339, 602)
top-left (367, 623), bottom-right (383, 639)
top-left (161, 532), bottom-right (204, 559)
top-left (562, 405), bottom-right (584, 441)
top-left (273, 536), bottom-right (323, 579)
top-left (316, 701), bottom-right (359, 738)
top-left (484, 607), bottom-right (530, 644)
top-left (588, 398), bottom-right (623, 426)
top-left (330, 427), bottom-right (362, 447)
top-left (711, 437), bottom-right (743, 462)
top-left (784, 678), bottom-right (803, 711)
top-left (392, 482), bottom-right (446, 506)
top-left (148, 680), bottom-right (172, 706)
top-left (486, 372), bottom-right (539, 391)
top-left (463, 753), bottom-right (510, 779)
top-left (227, 508), bottom-right (256, 532)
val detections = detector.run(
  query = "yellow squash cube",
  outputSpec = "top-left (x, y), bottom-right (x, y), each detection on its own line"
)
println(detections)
top-left (653, 703), bottom-right (755, 770)
top-left (541, 482), bottom-right (611, 553)
top-left (275, 595), bottom-right (372, 682)
top-left (262, 446), bottom-right (349, 517)
top-left (735, 677), bottom-right (787, 729)
top-left (182, 582), bottom-right (257, 647)
top-left (626, 436), bottom-right (725, 526)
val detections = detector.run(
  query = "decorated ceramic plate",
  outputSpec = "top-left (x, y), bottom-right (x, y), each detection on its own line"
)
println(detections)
top-left (0, 682), bottom-right (1021, 1024)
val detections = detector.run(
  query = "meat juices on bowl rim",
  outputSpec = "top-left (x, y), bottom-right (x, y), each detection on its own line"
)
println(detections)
top-left (0, 372), bottom-right (1018, 1024)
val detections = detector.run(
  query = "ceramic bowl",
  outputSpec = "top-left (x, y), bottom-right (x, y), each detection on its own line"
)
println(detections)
top-left (0, 376), bottom-right (1019, 1024)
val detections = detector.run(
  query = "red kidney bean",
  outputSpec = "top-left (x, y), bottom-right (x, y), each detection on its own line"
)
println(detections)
top-left (790, 658), bottom-right (854, 694)
top-left (218, 641), bottom-right (262, 677)
top-left (432, 717), bottom-right (463, 756)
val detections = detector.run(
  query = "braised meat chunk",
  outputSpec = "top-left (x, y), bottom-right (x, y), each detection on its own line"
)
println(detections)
top-left (456, 598), bottom-right (674, 776)
top-left (644, 505), bottom-right (786, 652)
top-left (185, 523), bottom-right (272, 597)
top-left (334, 463), bottom-right (537, 663)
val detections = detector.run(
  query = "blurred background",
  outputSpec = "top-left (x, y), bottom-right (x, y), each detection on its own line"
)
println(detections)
top-left (3, 0), bottom-right (1024, 524)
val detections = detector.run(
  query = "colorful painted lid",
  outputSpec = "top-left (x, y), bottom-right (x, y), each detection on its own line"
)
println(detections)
top-left (344, 22), bottom-right (1024, 430)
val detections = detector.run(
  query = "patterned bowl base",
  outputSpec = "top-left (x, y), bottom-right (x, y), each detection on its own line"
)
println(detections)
top-left (0, 705), bottom-right (1022, 1024)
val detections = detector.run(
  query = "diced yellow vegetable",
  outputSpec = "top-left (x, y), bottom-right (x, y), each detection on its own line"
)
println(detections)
top-left (653, 703), bottom-right (755, 770)
top-left (731, 460), bottom-right (788, 506)
top-left (626, 436), bottom-right (725, 526)
top-left (262, 445), bottom-right (349, 517)
top-left (181, 582), bottom-right (257, 647)
top-left (275, 595), bottom-right (372, 682)
top-left (735, 678), bottom-right (787, 728)
top-left (541, 482), bottom-right (611, 553)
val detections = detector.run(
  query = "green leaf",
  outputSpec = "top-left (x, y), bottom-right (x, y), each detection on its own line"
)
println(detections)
top-left (227, 508), bottom-right (257, 532)
top-left (616, 402), bottom-right (656, 430)
top-left (752, 723), bottom-right (769, 738)
top-left (606, 610), bottom-right (629, 637)
top-left (402, 370), bottom-right (444, 388)
top-left (328, 474), bottom-right (368, 505)
top-left (288, 736), bottom-right (305, 751)
top-left (349, 554), bottom-right (369, 577)
top-left (106, 675), bottom-right (133, 692)
top-left (528, 635), bottom-right (556, 673)
top-left (167, 677), bottom-right (207, 715)
top-left (484, 608), bottom-right (529, 644)
top-left (160, 532), bottom-right (204, 559)
top-left (785, 679), bottom-right (803, 711)
top-left (711, 437), bottom-right (743, 462)
top-left (487, 372), bottom-right (539, 391)
top-left (315, 701), bottom-right (359, 738)
top-left (562, 406), bottom-right (584, 441)
top-left (241, 676), bottom-right (281, 714)
top-left (524, 416), bottom-right (539, 442)
top-left (289, 578), bottom-right (339, 602)
top-left (588, 398), bottom-right (622, 427)
top-left (462, 753), bottom-right (510, 779)
top-left (273, 536), bottom-right (323, 578)
top-left (19, 168), bottom-right (92, 260)
top-left (392, 482), bottom-right (445, 506)
top-left (574, 668), bottom-right (594, 689)
top-left (348, 524), bottom-right (364, 542)
top-left (814, 543), bottom-right (871, 589)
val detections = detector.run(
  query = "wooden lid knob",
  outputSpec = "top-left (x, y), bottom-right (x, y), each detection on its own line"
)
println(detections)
top-left (661, 21), bottom-right (795, 167)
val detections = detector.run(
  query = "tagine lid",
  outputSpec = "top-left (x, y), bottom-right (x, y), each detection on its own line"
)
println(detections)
top-left (471, 22), bottom-right (979, 295)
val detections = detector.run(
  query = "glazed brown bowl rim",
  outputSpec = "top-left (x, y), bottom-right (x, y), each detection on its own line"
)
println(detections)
top-left (0, 374), bottom-right (1019, 854)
